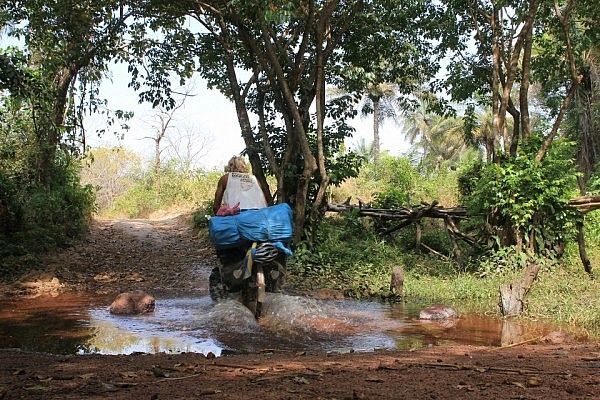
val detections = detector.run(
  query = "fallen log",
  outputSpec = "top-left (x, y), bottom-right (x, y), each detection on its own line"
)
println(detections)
top-left (326, 201), bottom-right (477, 250)
top-left (327, 195), bottom-right (600, 263)
top-left (326, 202), bottom-right (468, 220)
top-left (568, 195), bottom-right (600, 213)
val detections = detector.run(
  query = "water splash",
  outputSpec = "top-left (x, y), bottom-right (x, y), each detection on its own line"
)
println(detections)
top-left (201, 299), bottom-right (259, 333)
top-left (0, 292), bottom-right (576, 356)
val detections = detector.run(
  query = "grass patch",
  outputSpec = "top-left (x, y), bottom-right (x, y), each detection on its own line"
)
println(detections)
top-left (102, 170), bottom-right (221, 218)
top-left (289, 215), bottom-right (600, 337)
top-left (527, 266), bottom-right (600, 336)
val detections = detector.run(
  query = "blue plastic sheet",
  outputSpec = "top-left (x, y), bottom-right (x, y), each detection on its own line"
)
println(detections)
top-left (208, 203), bottom-right (294, 249)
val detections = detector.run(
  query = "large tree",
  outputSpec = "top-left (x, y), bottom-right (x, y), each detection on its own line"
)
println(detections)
top-left (2, 0), bottom-right (139, 184)
top-left (441, 0), bottom-right (600, 314)
top-left (133, 0), bottom-right (441, 242)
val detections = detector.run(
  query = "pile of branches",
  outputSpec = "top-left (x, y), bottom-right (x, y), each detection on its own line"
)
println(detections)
top-left (569, 195), bottom-right (600, 214)
top-left (326, 200), bottom-right (477, 258)
top-left (327, 195), bottom-right (600, 259)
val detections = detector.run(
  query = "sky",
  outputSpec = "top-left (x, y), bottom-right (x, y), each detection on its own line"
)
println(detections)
top-left (1, 33), bottom-right (411, 170)
top-left (85, 62), bottom-right (412, 170)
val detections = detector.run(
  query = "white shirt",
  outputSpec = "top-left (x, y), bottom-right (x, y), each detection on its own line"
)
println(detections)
top-left (223, 172), bottom-right (267, 210)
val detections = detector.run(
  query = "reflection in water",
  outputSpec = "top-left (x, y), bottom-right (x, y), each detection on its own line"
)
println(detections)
top-left (84, 296), bottom-right (223, 356)
top-left (0, 292), bottom-right (582, 356)
top-left (0, 293), bottom-right (96, 354)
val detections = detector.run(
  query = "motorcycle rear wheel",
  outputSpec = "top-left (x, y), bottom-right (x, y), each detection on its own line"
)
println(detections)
top-left (242, 265), bottom-right (265, 319)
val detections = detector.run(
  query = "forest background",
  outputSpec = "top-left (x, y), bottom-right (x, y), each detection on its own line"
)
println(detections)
top-left (1, 0), bottom-right (599, 336)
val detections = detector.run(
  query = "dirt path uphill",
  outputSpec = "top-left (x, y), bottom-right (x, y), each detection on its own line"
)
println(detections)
top-left (1, 214), bottom-right (215, 297)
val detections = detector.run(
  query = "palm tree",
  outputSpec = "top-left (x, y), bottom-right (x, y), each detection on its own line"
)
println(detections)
top-left (360, 83), bottom-right (401, 164)
top-left (469, 109), bottom-right (514, 162)
top-left (352, 137), bottom-right (374, 162)
top-left (402, 103), bottom-right (470, 171)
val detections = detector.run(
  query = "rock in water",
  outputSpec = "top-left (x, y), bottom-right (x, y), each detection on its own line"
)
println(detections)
top-left (542, 331), bottom-right (574, 344)
top-left (109, 290), bottom-right (155, 315)
top-left (419, 304), bottom-right (458, 320)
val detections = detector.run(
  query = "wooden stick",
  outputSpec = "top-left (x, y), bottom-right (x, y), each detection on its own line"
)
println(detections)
top-left (420, 243), bottom-right (449, 260)
top-left (157, 373), bottom-right (202, 383)
top-left (210, 363), bottom-right (264, 371)
top-left (492, 336), bottom-right (542, 350)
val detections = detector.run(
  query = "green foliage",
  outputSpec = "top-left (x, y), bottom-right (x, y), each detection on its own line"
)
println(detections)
top-left (0, 151), bottom-right (94, 258)
top-left (80, 147), bottom-right (142, 210)
top-left (461, 137), bottom-right (580, 252)
top-left (289, 215), bottom-right (464, 298)
top-left (191, 198), bottom-right (214, 229)
top-left (289, 216), bottom-right (404, 298)
top-left (290, 214), bottom-right (600, 335)
top-left (527, 264), bottom-right (600, 335)
top-left (106, 166), bottom-right (220, 219)
top-left (357, 155), bottom-right (419, 207)
top-left (333, 154), bottom-right (462, 209)
top-left (587, 167), bottom-right (600, 195)
top-left (457, 159), bottom-right (485, 201)
top-left (0, 77), bottom-right (95, 260)
top-left (476, 245), bottom-right (559, 278)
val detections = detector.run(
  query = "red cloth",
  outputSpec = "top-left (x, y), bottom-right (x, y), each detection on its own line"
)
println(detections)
top-left (216, 202), bottom-right (240, 216)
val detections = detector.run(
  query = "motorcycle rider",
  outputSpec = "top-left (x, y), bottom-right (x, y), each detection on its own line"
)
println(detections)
top-left (213, 156), bottom-right (271, 215)
top-left (209, 156), bottom-right (284, 300)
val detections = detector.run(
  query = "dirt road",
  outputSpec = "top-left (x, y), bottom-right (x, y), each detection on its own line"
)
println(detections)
top-left (1, 214), bottom-right (215, 296)
top-left (0, 215), bottom-right (598, 399)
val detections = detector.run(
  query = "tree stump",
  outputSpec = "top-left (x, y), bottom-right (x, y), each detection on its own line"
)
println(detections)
top-left (390, 265), bottom-right (404, 296)
top-left (499, 282), bottom-right (526, 316)
top-left (499, 261), bottom-right (541, 316)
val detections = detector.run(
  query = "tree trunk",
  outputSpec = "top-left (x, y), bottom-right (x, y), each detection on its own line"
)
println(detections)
top-left (535, 1), bottom-right (582, 163)
top-left (499, 260), bottom-right (541, 316)
top-left (36, 64), bottom-right (79, 185)
top-left (415, 223), bottom-right (422, 253)
top-left (519, 29), bottom-right (533, 141)
top-left (372, 97), bottom-right (381, 164)
top-left (576, 221), bottom-right (592, 276)
top-left (219, 31), bottom-right (272, 204)
top-left (490, 7), bottom-right (501, 164)
top-left (310, 22), bottom-right (331, 229)
top-left (258, 22), bottom-right (318, 243)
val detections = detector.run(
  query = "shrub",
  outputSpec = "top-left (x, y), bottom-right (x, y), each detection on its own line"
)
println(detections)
top-left (0, 152), bottom-right (94, 258)
top-left (106, 166), bottom-right (221, 218)
top-left (460, 137), bottom-right (580, 254)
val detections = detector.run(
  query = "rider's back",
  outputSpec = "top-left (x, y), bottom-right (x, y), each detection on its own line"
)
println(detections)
top-left (223, 172), bottom-right (267, 210)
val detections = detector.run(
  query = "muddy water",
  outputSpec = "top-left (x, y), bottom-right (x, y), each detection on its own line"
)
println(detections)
top-left (0, 292), bottom-right (577, 356)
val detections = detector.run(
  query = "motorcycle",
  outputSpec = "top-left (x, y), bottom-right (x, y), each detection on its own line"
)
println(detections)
top-left (208, 203), bottom-right (293, 318)
top-left (209, 241), bottom-right (287, 318)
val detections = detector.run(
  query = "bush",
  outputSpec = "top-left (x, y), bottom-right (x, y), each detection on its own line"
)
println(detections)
top-left (0, 152), bottom-right (95, 258)
top-left (192, 198), bottom-right (215, 229)
top-left (459, 137), bottom-right (580, 254)
top-left (288, 215), bottom-right (468, 298)
top-left (105, 166), bottom-right (221, 218)
top-left (332, 154), bottom-right (462, 208)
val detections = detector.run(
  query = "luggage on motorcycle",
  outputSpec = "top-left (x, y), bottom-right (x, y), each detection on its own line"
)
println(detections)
top-left (208, 203), bottom-right (293, 249)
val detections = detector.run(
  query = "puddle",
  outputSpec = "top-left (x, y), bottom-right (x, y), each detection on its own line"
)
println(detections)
top-left (0, 292), bottom-right (584, 356)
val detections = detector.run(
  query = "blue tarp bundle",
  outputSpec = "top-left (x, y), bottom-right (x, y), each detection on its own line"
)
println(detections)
top-left (209, 203), bottom-right (294, 249)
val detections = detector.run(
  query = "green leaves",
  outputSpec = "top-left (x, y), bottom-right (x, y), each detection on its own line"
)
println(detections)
top-left (462, 136), bottom-right (580, 253)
